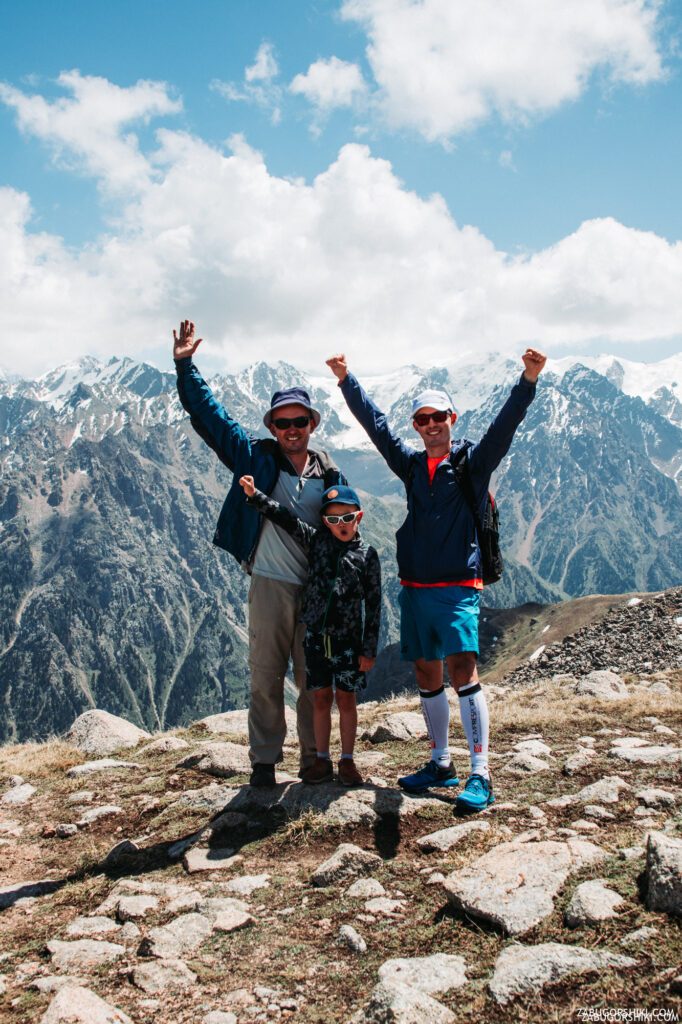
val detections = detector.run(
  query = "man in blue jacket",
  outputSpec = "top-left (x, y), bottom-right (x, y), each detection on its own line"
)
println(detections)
top-left (326, 348), bottom-right (546, 813)
top-left (174, 321), bottom-right (347, 787)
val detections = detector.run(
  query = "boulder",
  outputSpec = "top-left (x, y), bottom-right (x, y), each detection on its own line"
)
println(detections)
top-left (139, 736), bottom-right (190, 754)
top-left (378, 953), bottom-right (467, 994)
top-left (66, 759), bottom-right (140, 778)
top-left (46, 939), bottom-right (125, 971)
top-left (66, 710), bottom-right (150, 756)
top-left (177, 742), bottom-right (250, 777)
top-left (575, 670), bottom-right (629, 701)
top-left (1, 783), bottom-right (36, 805)
top-left (311, 843), bottom-right (382, 887)
top-left (609, 745), bottom-right (682, 765)
top-left (489, 943), bottom-right (636, 1005)
top-left (338, 924), bottom-right (367, 954)
top-left (138, 912), bottom-right (213, 958)
top-left (644, 831), bottom-right (682, 915)
top-left (564, 880), bottom-right (625, 927)
top-left (40, 985), bottom-right (133, 1023)
top-left (417, 820), bottom-right (489, 853)
top-left (131, 958), bottom-right (196, 994)
top-left (576, 776), bottom-right (630, 804)
top-left (362, 712), bottom-right (427, 744)
top-left (349, 982), bottom-right (456, 1023)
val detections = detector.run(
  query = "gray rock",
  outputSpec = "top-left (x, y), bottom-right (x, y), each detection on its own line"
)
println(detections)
top-left (76, 805), bottom-right (122, 827)
top-left (116, 895), bottom-right (159, 921)
top-left (636, 788), bottom-right (677, 808)
top-left (224, 873), bottom-right (270, 896)
top-left (66, 710), bottom-right (150, 756)
top-left (362, 712), bottom-right (427, 744)
top-left (563, 749), bottom-right (595, 775)
top-left (66, 759), bottom-right (140, 778)
top-left (443, 838), bottom-right (606, 936)
top-left (576, 776), bottom-right (630, 804)
top-left (364, 897), bottom-right (406, 916)
top-left (203, 1014), bottom-right (238, 1024)
top-left (644, 831), bottom-right (682, 915)
top-left (338, 924), bottom-right (367, 954)
top-left (346, 878), bottom-right (385, 898)
top-left (575, 670), bottom-right (629, 701)
top-left (177, 742), bottom-right (250, 777)
top-left (212, 908), bottom-right (254, 933)
top-left (652, 724), bottom-right (676, 736)
top-left (378, 953), bottom-right (467, 994)
top-left (504, 752), bottom-right (550, 774)
top-left (514, 740), bottom-right (552, 757)
top-left (30, 976), bottom-right (87, 994)
top-left (354, 787), bottom-right (443, 819)
top-left (609, 745), bottom-right (682, 765)
top-left (209, 810), bottom-right (249, 834)
top-left (196, 896), bottom-right (250, 922)
top-left (0, 878), bottom-right (61, 910)
top-left (545, 793), bottom-right (579, 808)
top-left (1, 783), bottom-right (36, 805)
top-left (182, 848), bottom-right (243, 874)
top-left (349, 981), bottom-right (456, 1023)
top-left (65, 916), bottom-right (122, 937)
top-left (621, 926), bottom-right (658, 947)
top-left (582, 805), bottom-right (616, 821)
top-left (489, 943), bottom-right (637, 1005)
top-left (131, 958), bottom-right (197, 993)
top-left (138, 736), bottom-right (190, 754)
top-left (565, 880), bottom-right (625, 927)
top-left (619, 845), bottom-right (645, 861)
top-left (103, 840), bottom-right (139, 866)
top-left (311, 843), bottom-right (382, 887)
top-left (66, 790), bottom-right (95, 804)
top-left (0, 974), bottom-right (5, 995)
top-left (119, 922), bottom-right (141, 942)
top-left (610, 736), bottom-right (649, 747)
top-left (139, 913), bottom-right (213, 958)
top-left (46, 939), bottom-right (125, 971)
top-left (197, 707), bottom-right (297, 738)
top-left (55, 824), bottom-right (79, 838)
top-left (39, 984), bottom-right (133, 1023)
top-left (417, 820), bottom-right (490, 853)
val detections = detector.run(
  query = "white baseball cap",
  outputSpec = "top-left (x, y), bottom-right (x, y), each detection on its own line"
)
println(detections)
top-left (411, 389), bottom-right (454, 417)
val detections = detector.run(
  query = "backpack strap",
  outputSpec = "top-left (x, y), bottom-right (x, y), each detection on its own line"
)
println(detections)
top-left (449, 442), bottom-right (486, 541)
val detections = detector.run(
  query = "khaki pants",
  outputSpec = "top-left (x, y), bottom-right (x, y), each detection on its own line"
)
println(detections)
top-left (247, 573), bottom-right (316, 768)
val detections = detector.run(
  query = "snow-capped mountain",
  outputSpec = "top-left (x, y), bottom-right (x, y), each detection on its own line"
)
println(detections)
top-left (1, 350), bottom-right (681, 743)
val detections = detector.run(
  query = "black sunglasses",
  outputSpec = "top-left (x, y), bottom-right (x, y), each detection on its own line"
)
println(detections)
top-left (413, 410), bottom-right (450, 427)
top-left (272, 415), bottom-right (311, 430)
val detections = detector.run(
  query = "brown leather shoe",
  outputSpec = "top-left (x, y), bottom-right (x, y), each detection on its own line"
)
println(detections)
top-left (301, 758), bottom-right (334, 785)
top-left (337, 758), bottom-right (363, 787)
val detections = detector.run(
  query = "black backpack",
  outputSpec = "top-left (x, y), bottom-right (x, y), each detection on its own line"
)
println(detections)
top-left (406, 442), bottom-right (504, 586)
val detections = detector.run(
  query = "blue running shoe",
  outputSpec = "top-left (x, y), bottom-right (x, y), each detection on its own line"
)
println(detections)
top-left (397, 760), bottom-right (459, 793)
top-left (455, 773), bottom-right (495, 814)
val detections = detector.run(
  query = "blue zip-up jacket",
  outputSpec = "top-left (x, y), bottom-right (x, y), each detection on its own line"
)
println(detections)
top-left (176, 357), bottom-right (346, 567)
top-left (339, 371), bottom-right (536, 585)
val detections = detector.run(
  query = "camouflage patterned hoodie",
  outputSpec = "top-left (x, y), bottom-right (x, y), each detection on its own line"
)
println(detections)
top-left (246, 488), bottom-right (382, 658)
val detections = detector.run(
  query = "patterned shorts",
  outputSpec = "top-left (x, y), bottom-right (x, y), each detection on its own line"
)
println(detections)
top-left (303, 631), bottom-right (367, 693)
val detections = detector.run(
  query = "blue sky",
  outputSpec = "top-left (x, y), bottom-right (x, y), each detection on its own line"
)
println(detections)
top-left (1, 0), bottom-right (681, 376)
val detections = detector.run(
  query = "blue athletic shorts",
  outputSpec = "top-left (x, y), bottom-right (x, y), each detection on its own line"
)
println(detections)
top-left (399, 586), bottom-right (481, 662)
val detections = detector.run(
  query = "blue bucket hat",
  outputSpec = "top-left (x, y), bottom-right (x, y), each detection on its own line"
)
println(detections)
top-left (321, 484), bottom-right (362, 511)
top-left (263, 386), bottom-right (321, 428)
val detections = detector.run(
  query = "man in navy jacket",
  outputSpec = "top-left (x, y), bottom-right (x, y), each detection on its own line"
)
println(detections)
top-left (174, 321), bottom-right (346, 787)
top-left (327, 348), bottom-right (546, 813)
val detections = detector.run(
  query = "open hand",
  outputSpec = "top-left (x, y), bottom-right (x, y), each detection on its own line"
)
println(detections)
top-left (522, 348), bottom-right (547, 383)
top-left (359, 655), bottom-right (375, 673)
top-left (239, 475), bottom-right (256, 498)
top-left (173, 320), bottom-right (202, 360)
top-left (326, 354), bottom-right (348, 381)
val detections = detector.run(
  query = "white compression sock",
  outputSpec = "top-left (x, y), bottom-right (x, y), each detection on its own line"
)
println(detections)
top-left (419, 685), bottom-right (450, 767)
top-left (457, 682), bottom-right (489, 777)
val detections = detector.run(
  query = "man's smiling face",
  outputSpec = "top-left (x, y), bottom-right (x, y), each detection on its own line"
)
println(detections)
top-left (412, 406), bottom-right (457, 456)
top-left (268, 402), bottom-right (315, 456)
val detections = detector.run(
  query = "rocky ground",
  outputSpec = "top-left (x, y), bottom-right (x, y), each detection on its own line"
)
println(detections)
top-left (0, 656), bottom-right (681, 1020)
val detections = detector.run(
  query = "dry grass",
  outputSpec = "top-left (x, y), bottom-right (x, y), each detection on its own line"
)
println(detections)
top-left (0, 739), bottom-right (83, 780)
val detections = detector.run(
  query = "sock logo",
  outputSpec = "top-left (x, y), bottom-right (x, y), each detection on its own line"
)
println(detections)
top-left (474, 744), bottom-right (482, 753)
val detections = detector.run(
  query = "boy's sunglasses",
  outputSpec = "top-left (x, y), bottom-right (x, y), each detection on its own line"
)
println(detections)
top-left (272, 415), bottom-right (311, 429)
top-left (323, 510), bottom-right (362, 525)
top-left (413, 410), bottom-right (450, 427)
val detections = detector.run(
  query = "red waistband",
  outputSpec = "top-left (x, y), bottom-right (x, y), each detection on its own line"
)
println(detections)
top-left (401, 578), bottom-right (484, 590)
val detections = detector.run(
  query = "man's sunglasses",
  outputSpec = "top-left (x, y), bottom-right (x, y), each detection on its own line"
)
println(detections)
top-left (271, 415), bottom-right (311, 430)
top-left (413, 410), bottom-right (450, 427)
top-left (323, 510), bottom-right (362, 525)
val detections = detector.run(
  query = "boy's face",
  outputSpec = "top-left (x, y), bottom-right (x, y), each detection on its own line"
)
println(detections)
top-left (322, 502), bottom-right (363, 542)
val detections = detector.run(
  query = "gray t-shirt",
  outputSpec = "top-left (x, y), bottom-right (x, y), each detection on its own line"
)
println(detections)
top-left (252, 461), bottom-right (325, 584)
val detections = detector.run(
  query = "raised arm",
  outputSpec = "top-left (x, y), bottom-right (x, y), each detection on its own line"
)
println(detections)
top-left (174, 320), bottom-right (252, 471)
top-left (467, 348), bottom-right (546, 486)
top-left (326, 354), bottom-right (415, 483)
top-left (360, 546), bottom-right (382, 664)
top-left (239, 476), bottom-right (317, 553)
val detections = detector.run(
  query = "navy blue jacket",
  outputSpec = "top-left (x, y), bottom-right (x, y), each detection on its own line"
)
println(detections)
top-left (339, 371), bottom-right (536, 585)
top-left (176, 357), bottom-right (346, 567)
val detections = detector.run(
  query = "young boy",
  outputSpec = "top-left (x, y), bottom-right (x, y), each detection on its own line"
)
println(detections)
top-left (239, 475), bottom-right (381, 786)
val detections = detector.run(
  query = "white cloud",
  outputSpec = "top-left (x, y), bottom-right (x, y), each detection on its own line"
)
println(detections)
top-left (0, 70), bottom-right (181, 194)
top-left (211, 42), bottom-right (282, 125)
top-left (245, 42), bottom-right (279, 82)
top-left (341, 0), bottom-right (665, 142)
top-left (1, 75), bottom-right (681, 378)
top-left (290, 56), bottom-right (367, 111)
